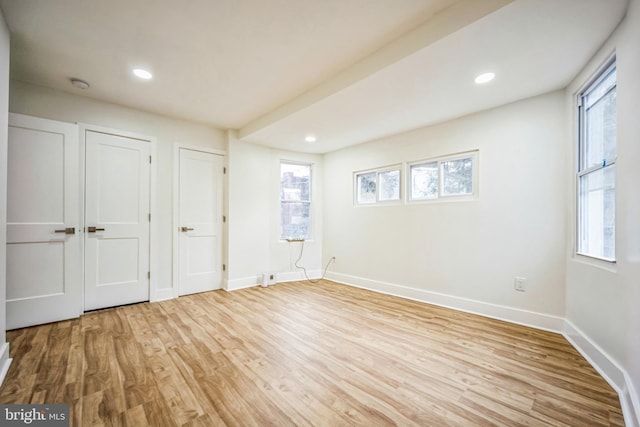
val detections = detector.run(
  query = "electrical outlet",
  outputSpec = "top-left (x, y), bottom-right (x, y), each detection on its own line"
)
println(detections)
top-left (514, 277), bottom-right (527, 292)
top-left (261, 272), bottom-right (277, 287)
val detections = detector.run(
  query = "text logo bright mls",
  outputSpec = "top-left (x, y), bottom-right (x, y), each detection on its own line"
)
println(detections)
top-left (0, 405), bottom-right (69, 426)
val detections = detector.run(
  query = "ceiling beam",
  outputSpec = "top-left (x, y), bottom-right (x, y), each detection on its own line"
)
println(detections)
top-left (238, 0), bottom-right (512, 140)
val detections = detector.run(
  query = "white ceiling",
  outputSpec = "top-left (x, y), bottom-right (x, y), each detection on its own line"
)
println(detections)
top-left (0, 0), bottom-right (629, 153)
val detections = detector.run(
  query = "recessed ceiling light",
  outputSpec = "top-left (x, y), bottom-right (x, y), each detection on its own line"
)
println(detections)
top-left (474, 72), bottom-right (495, 84)
top-left (133, 68), bottom-right (153, 80)
top-left (305, 135), bottom-right (317, 143)
top-left (70, 78), bottom-right (90, 90)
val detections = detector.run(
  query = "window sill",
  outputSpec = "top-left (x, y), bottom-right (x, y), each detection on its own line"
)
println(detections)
top-left (574, 252), bottom-right (617, 273)
top-left (407, 195), bottom-right (478, 205)
top-left (354, 201), bottom-right (402, 207)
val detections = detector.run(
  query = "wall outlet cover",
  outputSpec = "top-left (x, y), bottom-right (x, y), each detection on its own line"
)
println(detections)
top-left (514, 277), bottom-right (527, 291)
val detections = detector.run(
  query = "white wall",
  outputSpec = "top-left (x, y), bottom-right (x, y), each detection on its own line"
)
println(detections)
top-left (227, 132), bottom-right (323, 289)
top-left (565, 0), bottom-right (640, 424)
top-left (323, 91), bottom-right (567, 326)
top-left (9, 80), bottom-right (227, 298)
top-left (0, 6), bottom-right (11, 383)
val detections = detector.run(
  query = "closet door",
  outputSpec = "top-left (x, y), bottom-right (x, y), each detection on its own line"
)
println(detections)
top-left (177, 148), bottom-right (223, 296)
top-left (6, 113), bottom-right (82, 329)
top-left (83, 129), bottom-right (151, 311)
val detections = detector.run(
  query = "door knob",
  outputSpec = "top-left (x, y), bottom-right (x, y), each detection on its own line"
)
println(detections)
top-left (87, 226), bottom-right (105, 233)
top-left (180, 226), bottom-right (194, 232)
top-left (54, 227), bottom-right (76, 235)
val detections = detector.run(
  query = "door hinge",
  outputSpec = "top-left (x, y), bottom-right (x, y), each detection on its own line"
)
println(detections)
top-left (148, 213), bottom-right (151, 222)
top-left (223, 167), bottom-right (226, 174)
top-left (149, 155), bottom-right (152, 164)
top-left (223, 215), bottom-right (226, 223)
top-left (147, 271), bottom-right (151, 279)
top-left (222, 264), bottom-right (226, 272)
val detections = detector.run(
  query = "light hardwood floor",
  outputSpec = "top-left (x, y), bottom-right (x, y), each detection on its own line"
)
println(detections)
top-left (0, 280), bottom-right (624, 426)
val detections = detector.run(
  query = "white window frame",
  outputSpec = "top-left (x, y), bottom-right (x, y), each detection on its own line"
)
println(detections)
top-left (354, 164), bottom-right (402, 206)
top-left (279, 161), bottom-right (312, 240)
top-left (576, 58), bottom-right (617, 262)
top-left (407, 151), bottom-right (478, 203)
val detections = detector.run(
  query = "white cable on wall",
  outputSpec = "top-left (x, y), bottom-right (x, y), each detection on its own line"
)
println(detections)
top-left (289, 239), bottom-right (335, 283)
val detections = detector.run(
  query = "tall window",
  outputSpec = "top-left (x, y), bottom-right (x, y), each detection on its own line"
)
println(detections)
top-left (280, 162), bottom-right (311, 240)
top-left (577, 59), bottom-right (616, 261)
top-left (408, 151), bottom-right (477, 202)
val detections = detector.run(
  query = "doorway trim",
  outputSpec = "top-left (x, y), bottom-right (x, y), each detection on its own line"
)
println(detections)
top-left (172, 143), bottom-right (227, 299)
top-left (79, 123), bottom-right (158, 306)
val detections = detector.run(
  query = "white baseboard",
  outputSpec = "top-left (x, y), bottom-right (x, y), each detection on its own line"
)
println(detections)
top-left (151, 288), bottom-right (175, 302)
top-left (0, 342), bottom-right (12, 387)
top-left (562, 320), bottom-right (626, 391)
top-left (625, 373), bottom-right (640, 427)
top-left (563, 320), bottom-right (639, 427)
top-left (226, 270), bottom-right (323, 291)
top-left (275, 270), bottom-right (322, 283)
top-left (226, 275), bottom-right (260, 291)
top-left (326, 272), bottom-right (564, 332)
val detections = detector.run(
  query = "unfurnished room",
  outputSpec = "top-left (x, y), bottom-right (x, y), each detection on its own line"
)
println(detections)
top-left (0, 0), bottom-right (638, 426)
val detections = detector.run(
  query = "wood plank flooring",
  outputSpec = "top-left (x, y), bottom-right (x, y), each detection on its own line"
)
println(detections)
top-left (0, 280), bottom-right (624, 426)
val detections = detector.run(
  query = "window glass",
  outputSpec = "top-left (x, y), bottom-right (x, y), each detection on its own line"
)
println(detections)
top-left (356, 172), bottom-right (377, 204)
top-left (408, 153), bottom-right (476, 202)
top-left (584, 67), bottom-right (617, 169)
top-left (410, 162), bottom-right (438, 200)
top-left (280, 163), bottom-right (310, 201)
top-left (577, 60), bottom-right (616, 261)
top-left (280, 162), bottom-right (311, 240)
top-left (379, 169), bottom-right (400, 201)
top-left (579, 165), bottom-right (615, 260)
top-left (441, 157), bottom-right (473, 196)
top-left (280, 201), bottom-right (311, 240)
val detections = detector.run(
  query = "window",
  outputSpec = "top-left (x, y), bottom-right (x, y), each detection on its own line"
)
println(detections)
top-left (280, 162), bottom-right (311, 240)
top-left (356, 172), bottom-right (376, 204)
top-left (408, 151), bottom-right (477, 202)
top-left (379, 169), bottom-right (401, 201)
top-left (577, 59), bottom-right (616, 261)
top-left (355, 166), bottom-right (401, 205)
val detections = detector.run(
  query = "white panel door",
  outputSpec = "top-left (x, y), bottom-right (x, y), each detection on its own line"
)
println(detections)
top-left (84, 130), bottom-right (150, 311)
top-left (178, 148), bottom-right (223, 296)
top-left (6, 113), bottom-right (82, 329)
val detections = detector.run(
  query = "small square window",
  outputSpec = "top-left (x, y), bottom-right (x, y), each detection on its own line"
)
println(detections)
top-left (408, 152), bottom-right (477, 202)
top-left (409, 162), bottom-right (438, 200)
top-left (356, 172), bottom-right (377, 204)
top-left (441, 157), bottom-right (473, 197)
top-left (355, 166), bottom-right (401, 205)
top-left (379, 170), bottom-right (400, 201)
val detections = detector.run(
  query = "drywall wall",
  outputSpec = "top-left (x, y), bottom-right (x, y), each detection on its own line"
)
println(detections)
top-left (227, 132), bottom-right (324, 289)
top-left (0, 7), bottom-right (11, 383)
top-left (8, 80), bottom-right (227, 298)
top-left (565, 0), bottom-right (640, 423)
top-left (323, 91), bottom-right (567, 322)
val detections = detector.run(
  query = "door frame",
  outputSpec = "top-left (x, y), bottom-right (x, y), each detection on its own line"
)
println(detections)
top-left (172, 143), bottom-right (227, 299)
top-left (79, 123), bottom-right (158, 306)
